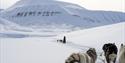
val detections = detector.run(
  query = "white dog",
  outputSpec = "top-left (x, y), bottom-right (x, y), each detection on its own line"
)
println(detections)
top-left (119, 44), bottom-right (125, 63)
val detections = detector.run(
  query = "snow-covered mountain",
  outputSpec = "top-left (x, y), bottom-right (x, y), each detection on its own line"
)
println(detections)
top-left (0, 22), bottom-right (124, 63)
top-left (0, 0), bottom-right (125, 30)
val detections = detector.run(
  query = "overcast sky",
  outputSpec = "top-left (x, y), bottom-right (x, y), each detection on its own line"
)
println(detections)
top-left (0, 0), bottom-right (124, 12)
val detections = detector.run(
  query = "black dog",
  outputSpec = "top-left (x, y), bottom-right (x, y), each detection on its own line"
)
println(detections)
top-left (102, 43), bottom-right (118, 63)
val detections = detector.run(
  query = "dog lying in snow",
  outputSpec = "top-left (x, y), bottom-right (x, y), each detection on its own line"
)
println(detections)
top-left (65, 48), bottom-right (97, 63)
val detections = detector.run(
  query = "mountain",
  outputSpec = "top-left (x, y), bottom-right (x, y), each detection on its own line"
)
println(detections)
top-left (0, 0), bottom-right (125, 30)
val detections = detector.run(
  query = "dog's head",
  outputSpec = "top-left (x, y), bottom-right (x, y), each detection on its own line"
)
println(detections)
top-left (120, 44), bottom-right (125, 52)
top-left (103, 43), bottom-right (117, 54)
top-left (86, 48), bottom-right (97, 61)
top-left (102, 43), bottom-right (114, 52)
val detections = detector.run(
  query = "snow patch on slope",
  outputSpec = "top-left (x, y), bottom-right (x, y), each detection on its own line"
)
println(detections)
top-left (0, 17), bottom-right (33, 32)
top-left (0, 18), bottom-right (73, 38)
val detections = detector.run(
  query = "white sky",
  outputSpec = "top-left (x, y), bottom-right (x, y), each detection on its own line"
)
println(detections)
top-left (0, 0), bottom-right (125, 12)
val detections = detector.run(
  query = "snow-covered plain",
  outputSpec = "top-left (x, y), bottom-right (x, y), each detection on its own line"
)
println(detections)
top-left (0, 22), bottom-right (125, 63)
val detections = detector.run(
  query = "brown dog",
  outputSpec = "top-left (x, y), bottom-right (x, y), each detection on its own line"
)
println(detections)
top-left (65, 48), bottom-right (97, 63)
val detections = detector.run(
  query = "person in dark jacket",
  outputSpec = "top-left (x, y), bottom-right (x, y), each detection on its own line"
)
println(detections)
top-left (63, 36), bottom-right (66, 44)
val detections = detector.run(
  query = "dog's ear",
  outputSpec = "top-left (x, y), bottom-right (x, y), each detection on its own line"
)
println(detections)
top-left (103, 44), bottom-right (107, 50)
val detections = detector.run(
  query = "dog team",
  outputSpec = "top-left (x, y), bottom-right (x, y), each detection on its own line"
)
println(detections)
top-left (65, 43), bottom-right (125, 63)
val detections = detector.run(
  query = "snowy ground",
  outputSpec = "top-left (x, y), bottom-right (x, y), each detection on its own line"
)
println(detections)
top-left (0, 22), bottom-right (125, 63)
